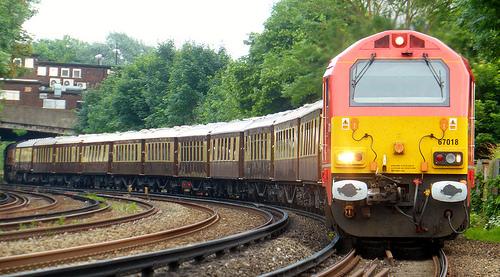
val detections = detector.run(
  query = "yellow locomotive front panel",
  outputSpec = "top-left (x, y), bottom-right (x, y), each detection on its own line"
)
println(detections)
top-left (331, 116), bottom-right (468, 176)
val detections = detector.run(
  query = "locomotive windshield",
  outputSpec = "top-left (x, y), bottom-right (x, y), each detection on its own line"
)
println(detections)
top-left (350, 59), bottom-right (449, 106)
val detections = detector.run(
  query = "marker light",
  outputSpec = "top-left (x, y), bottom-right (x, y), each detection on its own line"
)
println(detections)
top-left (435, 154), bottom-right (444, 163)
top-left (355, 152), bottom-right (363, 161)
top-left (395, 36), bottom-right (405, 46)
top-left (445, 153), bottom-right (456, 164)
top-left (433, 151), bottom-right (464, 166)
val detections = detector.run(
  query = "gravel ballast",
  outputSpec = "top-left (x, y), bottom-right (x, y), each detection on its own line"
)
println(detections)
top-left (444, 236), bottom-right (500, 276)
top-left (0, 200), bottom-right (208, 257)
top-left (158, 212), bottom-right (331, 277)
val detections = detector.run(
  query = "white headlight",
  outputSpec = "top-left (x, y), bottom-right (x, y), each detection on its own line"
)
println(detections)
top-left (445, 153), bottom-right (456, 164)
top-left (395, 36), bottom-right (405, 46)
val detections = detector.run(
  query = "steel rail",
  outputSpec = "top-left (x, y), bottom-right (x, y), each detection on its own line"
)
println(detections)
top-left (0, 192), bottom-right (15, 207)
top-left (438, 248), bottom-right (448, 277)
top-left (0, 192), bottom-right (29, 212)
top-left (0, 190), bottom-right (99, 224)
top-left (0, 199), bottom-right (219, 275)
top-left (0, 190), bottom-right (58, 217)
top-left (5, 199), bottom-right (288, 277)
top-left (313, 249), bottom-right (359, 277)
top-left (0, 194), bottom-right (157, 240)
top-left (0, 191), bottom-right (10, 205)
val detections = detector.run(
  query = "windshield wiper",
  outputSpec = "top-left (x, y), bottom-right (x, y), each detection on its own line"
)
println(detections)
top-left (351, 53), bottom-right (376, 98)
top-left (423, 53), bottom-right (444, 98)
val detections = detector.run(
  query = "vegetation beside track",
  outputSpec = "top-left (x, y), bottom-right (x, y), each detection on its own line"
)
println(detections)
top-left (467, 175), bottom-right (500, 242)
top-left (85, 193), bottom-right (140, 214)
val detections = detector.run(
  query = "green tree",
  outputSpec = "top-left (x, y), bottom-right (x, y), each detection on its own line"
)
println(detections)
top-left (0, 0), bottom-right (36, 78)
top-left (457, 0), bottom-right (499, 60)
top-left (33, 32), bottom-right (152, 65)
top-left (32, 35), bottom-right (89, 63)
top-left (155, 43), bottom-right (229, 126)
top-left (77, 41), bottom-right (231, 132)
top-left (77, 42), bottom-right (175, 132)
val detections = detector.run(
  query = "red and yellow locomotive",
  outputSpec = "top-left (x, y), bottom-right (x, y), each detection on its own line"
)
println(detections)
top-left (322, 30), bottom-right (474, 240)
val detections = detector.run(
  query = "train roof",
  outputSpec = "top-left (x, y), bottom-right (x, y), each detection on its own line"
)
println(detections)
top-left (273, 100), bottom-right (322, 125)
top-left (16, 139), bottom-right (40, 148)
top-left (176, 123), bottom-right (225, 137)
top-left (210, 117), bottom-right (258, 135)
top-left (54, 135), bottom-right (86, 145)
top-left (243, 111), bottom-right (291, 130)
top-left (139, 125), bottom-right (193, 139)
top-left (33, 137), bottom-right (59, 146)
top-left (81, 132), bottom-right (135, 143)
top-left (15, 101), bottom-right (323, 146)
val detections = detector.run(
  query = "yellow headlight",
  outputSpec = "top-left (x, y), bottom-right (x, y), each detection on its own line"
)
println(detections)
top-left (335, 150), bottom-right (365, 167)
top-left (338, 152), bottom-right (355, 164)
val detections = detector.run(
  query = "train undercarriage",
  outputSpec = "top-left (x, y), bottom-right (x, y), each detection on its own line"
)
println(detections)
top-left (7, 171), bottom-right (327, 214)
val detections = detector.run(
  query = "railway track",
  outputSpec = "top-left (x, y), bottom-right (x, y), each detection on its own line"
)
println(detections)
top-left (304, 247), bottom-right (449, 277)
top-left (0, 198), bottom-right (219, 275)
top-left (2, 184), bottom-right (452, 277)
top-left (0, 189), bottom-right (105, 235)
top-left (0, 194), bottom-right (158, 241)
top-left (0, 191), bottom-right (29, 212)
top-left (0, 191), bottom-right (288, 276)
top-left (0, 189), bottom-right (58, 218)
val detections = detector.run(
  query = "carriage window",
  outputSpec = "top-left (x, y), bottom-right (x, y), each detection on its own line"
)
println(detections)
top-left (350, 59), bottom-right (449, 106)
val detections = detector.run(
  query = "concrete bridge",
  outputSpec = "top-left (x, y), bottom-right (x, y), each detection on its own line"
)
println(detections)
top-left (0, 104), bottom-right (76, 140)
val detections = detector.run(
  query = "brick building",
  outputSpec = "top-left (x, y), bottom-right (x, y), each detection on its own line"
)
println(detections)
top-left (0, 57), bottom-right (112, 135)
top-left (0, 57), bottom-right (111, 110)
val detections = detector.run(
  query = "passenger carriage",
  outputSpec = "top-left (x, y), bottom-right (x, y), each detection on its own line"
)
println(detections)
top-left (243, 112), bottom-right (289, 180)
top-left (142, 128), bottom-right (181, 177)
top-left (210, 119), bottom-right (254, 179)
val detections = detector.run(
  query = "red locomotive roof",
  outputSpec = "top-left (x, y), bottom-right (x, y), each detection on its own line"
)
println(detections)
top-left (324, 30), bottom-right (472, 117)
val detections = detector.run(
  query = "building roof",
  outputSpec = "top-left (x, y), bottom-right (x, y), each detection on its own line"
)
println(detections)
top-left (37, 60), bottom-right (112, 69)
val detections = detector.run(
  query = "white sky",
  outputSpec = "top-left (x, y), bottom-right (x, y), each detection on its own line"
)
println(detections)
top-left (23, 0), bottom-right (277, 58)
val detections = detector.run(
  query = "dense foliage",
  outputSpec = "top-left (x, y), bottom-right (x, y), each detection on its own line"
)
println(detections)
top-left (0, 0), bottom-right (36, 78)
top-left (33, 32), bottom-right (153, 66)
top-left (76, 42), bottom-right (229, 132)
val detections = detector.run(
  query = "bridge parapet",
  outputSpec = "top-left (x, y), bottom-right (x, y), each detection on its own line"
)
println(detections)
top-left (0, 104), bottom-right (76, 135)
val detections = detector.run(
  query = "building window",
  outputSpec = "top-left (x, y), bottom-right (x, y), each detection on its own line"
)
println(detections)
top-left (37, 66), bottom-right (47, 76)
top-left (0, 90), bottom-right (20, 101)
top-left (73, 69), bottom-right (82, 78)
top-left (49, 67), bottom-right (58, 77)
top-left (13, 58), bottom-right (22, 66)
top-left (43, 99), bottom-right (66, 109)
top-left (24, 58), bottom-right (34, 68)
top-left (61, 68), bottom-right (70, 77)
